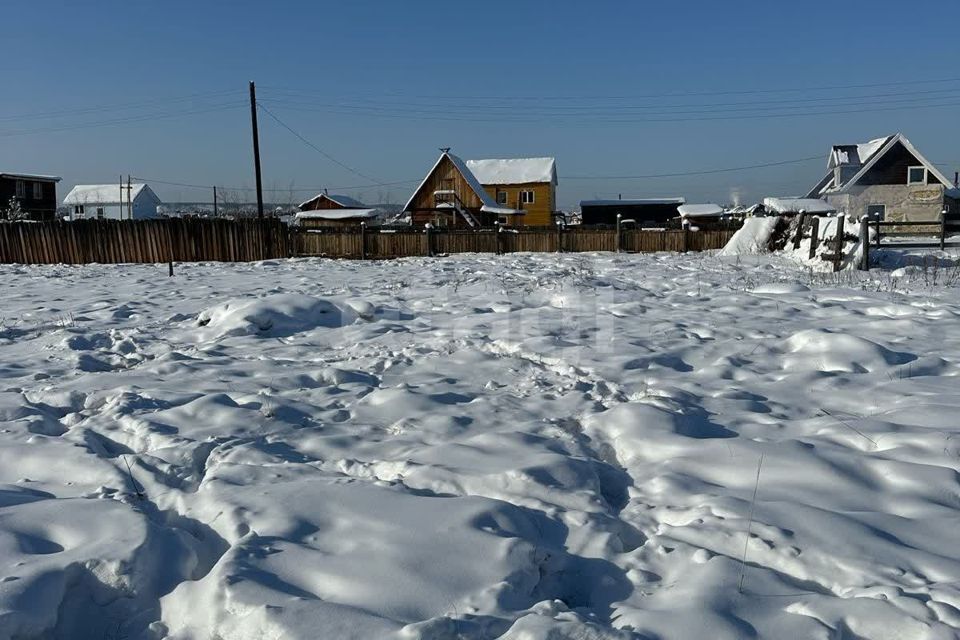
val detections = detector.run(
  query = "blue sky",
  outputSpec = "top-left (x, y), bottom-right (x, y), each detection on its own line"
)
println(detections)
top-left (2, 0), bottom-right (958, 209)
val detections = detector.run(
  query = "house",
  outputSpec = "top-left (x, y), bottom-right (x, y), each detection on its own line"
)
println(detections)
top-left (403, 150), bottom-right (522, 228)
top-left (295, 208), bottom-right (381, 228)
top-left (464, 157), bottom-right (558, 226)
top-left (579, 198), bottom-right (685, 226)
top-left (295, 191), bottom-right (381, 228)
top-left (63, 183), bottom-right (162, 220)
top-left (298, 191), bottom-right (368, 211)
top-left (805, 133), bottom-right (958, 223)
top-left (0, 172), bottom-right (61, 221)
top-left (678, 203), bottom-right (728, 223)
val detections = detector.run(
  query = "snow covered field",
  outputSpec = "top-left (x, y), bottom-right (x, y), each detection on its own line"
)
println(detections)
top-left (1, 250), bottom-right (960, 639)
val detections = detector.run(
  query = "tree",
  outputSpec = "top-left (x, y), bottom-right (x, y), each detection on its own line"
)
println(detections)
top-left (3, 197), bottom-right (27, 221)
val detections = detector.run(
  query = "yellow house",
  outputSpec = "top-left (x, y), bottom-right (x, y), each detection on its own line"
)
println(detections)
top-left (466, 157), bottom-right (558, 227)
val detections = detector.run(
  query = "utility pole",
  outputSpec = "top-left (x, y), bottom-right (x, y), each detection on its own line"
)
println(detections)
top-left (127, 175), bottom-right (133, 220)
top-left (213, 186), bottom-right (218, 217)
top-left (249, 81), bottom-right (264, 219)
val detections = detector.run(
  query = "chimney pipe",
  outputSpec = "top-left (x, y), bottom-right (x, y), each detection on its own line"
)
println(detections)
top-left (618, 193), bottom-right (622, 200)
top-left (954, 171), bottom-right (958, 188)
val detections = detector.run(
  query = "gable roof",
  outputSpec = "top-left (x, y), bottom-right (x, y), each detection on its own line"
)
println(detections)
top-left (403, 151), bottom-right (500, 212)
top-left (808, 133), bottom-right (952, 197)
top-left (63, 183), bottom-right (158, 205)
top-left (465, 157), bottom-right (557, 186)
top-left (297, 192), bottom-right (368, 210)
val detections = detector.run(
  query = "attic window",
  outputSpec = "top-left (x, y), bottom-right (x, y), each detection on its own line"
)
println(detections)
top-left (496, 190), bottom-right (508, 205)
top-left (907, 166), bottom-right (927, 185)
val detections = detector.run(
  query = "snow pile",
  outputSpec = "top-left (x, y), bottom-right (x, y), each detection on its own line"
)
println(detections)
top-left (719, 216), bottom-right (780, 255)
top-left (2, 255), bottom-right (960, 639)
top-left (195, 293), bottom-right (358, 339)
top-left (762, 197), bottom-right (836, 214)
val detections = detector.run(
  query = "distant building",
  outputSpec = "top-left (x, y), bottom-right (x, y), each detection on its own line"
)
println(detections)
top-left (404, 150), bottom-right (522, 228)
top-left (465, 157), bottom-right (558, 226)
top-left (805, 133), bottom-right (959, 223)
top-left (579, 198), bottom-right (685, 226)
top-left (63, 183), bottom-right (162, 220)
top-left (295, 191), bottom-right (383, 228)
top-left (0, 172), bottom-right (61, 221)
top-left (298, 192), bottom-right (368, 211)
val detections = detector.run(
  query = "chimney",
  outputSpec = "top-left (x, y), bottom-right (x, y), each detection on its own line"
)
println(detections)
top-left (618, 193), bottom-right (622, 200)
top-left (954, 171), bottom-right (958, 188)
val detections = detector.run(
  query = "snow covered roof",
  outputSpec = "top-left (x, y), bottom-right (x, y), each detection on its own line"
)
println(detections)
top-left (0, 172), bottom-right (61, 182)
top-left (829, 136), bottom-right (893, 169)
top-left (295, 209), bottom-right (379, 221)
top-left (763, 197), bottom-right (836, 214)
top-left (678, 203), bottom-right (725, 218)
top-left (403, 152), bottom-right (501, 212)
top-left (808, 133), bottom-right (952, 197)
top-left (465, 158), bottom-right (557, 186)
top-left (64, 183), bottom-right (152, 205)
top-left (580, 198), bottom-right (685, 207)
top-left (298, 193), bottom-right (368, 210)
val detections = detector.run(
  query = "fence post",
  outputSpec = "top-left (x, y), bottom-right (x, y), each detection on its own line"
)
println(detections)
top-left (859, 215), bottom-right (869, 271)
top-left (360, 222), bottom-right (367, 260)
top-left (681, 220), bottom-right (690, 253)
top-left (833, 214), bottom-right (845, 272)
top-left (809, 216), bottom-right (820, 259)
top-left (941, 208), bottom-right (947, 251)
top-left (793, 211), bottom-right (806, 250)
top-left (495, 223), bottom-right (502, 256)
top-left (616, 213), bottom-right (622, 253)
top-left (425, 223), bottom-right (433, 257)
top-left (556, 221), bottom-right (563, 253)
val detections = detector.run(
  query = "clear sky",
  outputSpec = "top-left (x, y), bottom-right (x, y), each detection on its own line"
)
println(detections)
top-left (2, 0), bottom-right (958, 209)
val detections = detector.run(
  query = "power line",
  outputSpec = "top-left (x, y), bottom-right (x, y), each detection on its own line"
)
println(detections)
top-left (562, 156), bottom-right (824, 180)
top-left (255, 97), bottom-right (960, 124)
top-left (0, 88), bottom-right (245, 123)
top-left (262, 85), bottom-right (960, 112)
top-left (261, 75), bottom-right (960, 102)
top-left (255, 102), bottom-right (387, 186)
top-left (132, 176), bottom-right (420, 193)
top-left (0, 102), bottom-right (246, 137)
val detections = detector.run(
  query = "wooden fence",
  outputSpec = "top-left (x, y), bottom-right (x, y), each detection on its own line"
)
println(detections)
top-left (0, 219), bottom-right (289, 265)
top-left (0, 220), bottom-right (740, 265)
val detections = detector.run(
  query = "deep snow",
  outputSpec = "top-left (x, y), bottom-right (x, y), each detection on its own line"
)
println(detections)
top-left (1, 250), bottom-right (960, 639)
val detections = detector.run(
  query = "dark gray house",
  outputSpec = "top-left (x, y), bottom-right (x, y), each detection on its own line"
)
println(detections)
top-left (579, 198), bottom-right (685, 226)
top-left (805, 133), bottom-right (959, 222)
top-left (0, 172), bottom-right (62, 221)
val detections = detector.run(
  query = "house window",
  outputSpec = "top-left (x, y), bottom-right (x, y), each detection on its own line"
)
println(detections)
top-left (15, 181), bottom-right (25, 198)
top-left (32, 182), bottom-right (43, 199)
top-left (96, 207), bottom-right (105, 219)
top-left (496, 190), bottom-right (508, 205)
top-left (866, 204), bottom-right (886, 221)
top-left (907, 166), bottom-right (927, 185)
top-left (74, 205), bottom-right (85, 218)
top-left (520, 190), bottom-right (535, 204)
